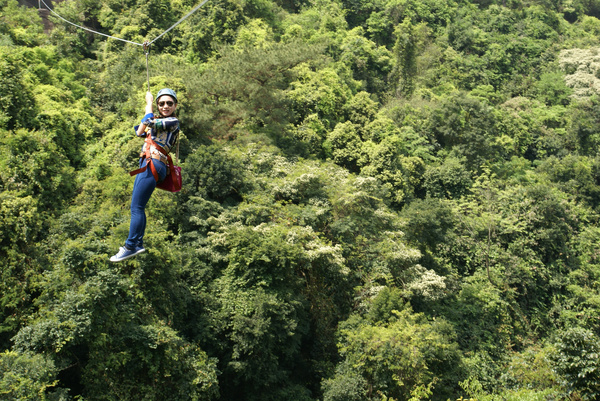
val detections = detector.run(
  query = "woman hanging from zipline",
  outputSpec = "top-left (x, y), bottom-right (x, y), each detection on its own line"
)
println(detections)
top-left (110, 88), bottom-right (180, 262)
top-left (38, 0), bottom-right (203, 262)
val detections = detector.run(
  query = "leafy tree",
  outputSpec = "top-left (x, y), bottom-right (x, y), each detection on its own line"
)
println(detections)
top-left (422, 156), bottom-right (473, 199)
top-left (447, 4), bottom-right (489, 56)
top-left (0, 351), bottom-right (65, 401)
top-left (33, 85), bottom-right (96, 167)
top-left (13, 256), bottom-right (220, 400)
top-left (201, 222), bottom-right (342, 400)
top-left (338, 27), bottom-right (393, 95)
top-left (280, 0), bottom-right (348, 47)
top-left (536, 155), bottom-right (600, 209)
top-left (187, 40), bottom-right (322, 139)
top-left (385, 0), bottom-right (457, 29)
top-left (90, 46), bottom-right (153, 114)
top-left (340, 0), bottom-right (382, 28)
top-left (400, 197), bottom-right (456, 255)
top-left (323, 299), bottom-right (461, 401)
top-left (559, 47), bottom-right (600, 99)
top-left (326, 121), bottom-right (364, 172)
top-left (0, 48), bottom-right (37, 131)
top-left (0, 0), bottom-right (46, 46)
top-left (0, 129), bottom-right (76, 210)
top-left (427, 92), bottom-right (503, 168)
top-left (182, 144), bottom-right (246, 203)
top-left (178, 0), bottom-right (248, 60)
top-left (366, 9), bottom-right (395, 47)
top-left (0, 192), bottom-right (44, 349)
top-left (47, 0), bottom-right (103, 59)
top-left (530, 71), bottom-right (573, 106)
top-left (552, 327), bottom-right (600, 400)
top-left (360, 135), bottom-right (426, 205)
top-left (290, 113), bottom-right (329, 157)
top-left (495, 344), bottom-right (561, 397)
top-left (568, 96), bottom-right (600, 156)
top-left (288, 65), bottom-right (357, 129)
top-left (392, 18), bottom-right (418, 97)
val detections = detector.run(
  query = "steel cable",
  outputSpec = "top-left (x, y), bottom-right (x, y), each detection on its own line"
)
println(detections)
top-left (39, 0), bottom-right (145, 46)
top-left (38, 0), bottom-right (209, 48)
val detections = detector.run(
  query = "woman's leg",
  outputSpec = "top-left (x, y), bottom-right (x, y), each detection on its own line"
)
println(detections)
top-left (125, 159), bottom-right (166, 249)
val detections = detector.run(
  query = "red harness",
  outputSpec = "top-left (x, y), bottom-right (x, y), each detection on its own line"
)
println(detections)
top-left (129, 136), bottom-right (173, 182)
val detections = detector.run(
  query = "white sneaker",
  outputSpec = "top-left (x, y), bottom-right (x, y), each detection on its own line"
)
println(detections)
top-left (110, 246), bottom-right (145, 262)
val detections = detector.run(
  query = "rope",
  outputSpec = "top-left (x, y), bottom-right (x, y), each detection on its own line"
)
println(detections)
top-left (38, 0), bottom-right (210, 47)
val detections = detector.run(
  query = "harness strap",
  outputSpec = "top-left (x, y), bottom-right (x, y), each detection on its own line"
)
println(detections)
top-left (129, 136), bottom-right (173, 182)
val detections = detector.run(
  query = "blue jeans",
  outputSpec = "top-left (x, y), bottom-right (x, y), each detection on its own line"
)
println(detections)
top-left (125, 158), bottom-right (167, 249)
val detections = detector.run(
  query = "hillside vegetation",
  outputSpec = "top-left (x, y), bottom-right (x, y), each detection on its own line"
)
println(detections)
top-left (2, 0), bottom-right (600, 399)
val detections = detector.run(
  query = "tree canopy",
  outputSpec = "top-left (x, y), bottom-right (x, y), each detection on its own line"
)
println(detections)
top-left (3, 0), bottom-right (600, 399)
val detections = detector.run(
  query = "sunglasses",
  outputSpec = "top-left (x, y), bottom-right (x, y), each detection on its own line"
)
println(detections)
top-left (158, 101), bottom-right (175, 107)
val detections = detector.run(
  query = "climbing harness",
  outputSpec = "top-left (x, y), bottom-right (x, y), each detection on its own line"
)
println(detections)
top-left (130, 136), bottom-right (169, 182)
top-left (129, 135), bottom-right (182, 193)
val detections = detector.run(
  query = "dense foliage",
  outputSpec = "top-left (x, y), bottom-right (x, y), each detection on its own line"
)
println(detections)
top-left (2, 0), bottom-right (600, 399)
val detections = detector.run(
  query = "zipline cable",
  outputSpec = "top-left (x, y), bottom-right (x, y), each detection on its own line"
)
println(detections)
top-left (38, 0), bottom-right (209, 48)
top-left (39, 0), bottom-right (144, 47)
top-left (39, 0), bottom-right (210, 93)
top-left (148, 0), bottom-right (210, 45)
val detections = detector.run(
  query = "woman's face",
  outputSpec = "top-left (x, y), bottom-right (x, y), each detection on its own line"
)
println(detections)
top-left (157, 95), bottom-right (177, 117)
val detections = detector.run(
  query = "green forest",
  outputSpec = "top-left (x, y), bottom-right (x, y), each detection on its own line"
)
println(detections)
top-left (3, 0), bottom-right (600, 399)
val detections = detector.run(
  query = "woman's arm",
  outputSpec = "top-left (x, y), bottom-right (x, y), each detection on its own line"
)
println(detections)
top-left (152, 116), bottom-right (179, 133)
top-left (136, 91), bottom-right (155, 136)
